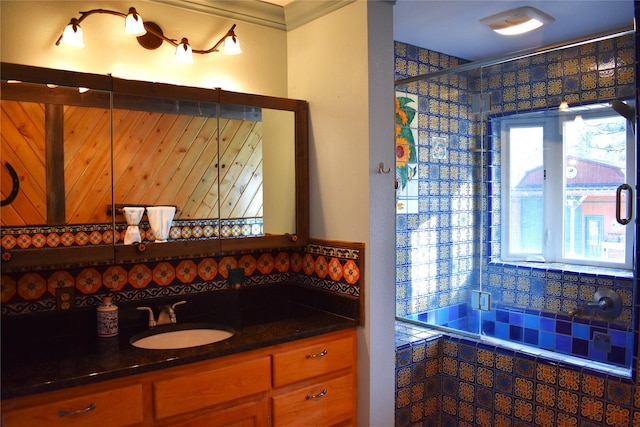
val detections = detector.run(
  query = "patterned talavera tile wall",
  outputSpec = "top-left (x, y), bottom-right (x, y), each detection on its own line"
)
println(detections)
top-left (394, 33), bottom-right (635, 320)
top-left (394, 32), bottom-right (639, 426)
top-left (394, 43), bottom-right (478, 318)
top-left (481, 32), bottom-right (635, 317)
top-left (395, 321), bottom-right (639, 427)
top-left (0, 239), bottom-right (362, 316)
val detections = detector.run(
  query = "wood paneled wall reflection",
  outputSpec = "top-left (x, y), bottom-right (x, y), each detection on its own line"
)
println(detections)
top-left (1, 99), bottom-right (263, 227)
top-left (1, 100), bottom-right (47, 226)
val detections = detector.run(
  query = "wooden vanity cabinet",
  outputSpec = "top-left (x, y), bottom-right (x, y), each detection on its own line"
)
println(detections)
top-left (1, 329), bottom-right (356, 427)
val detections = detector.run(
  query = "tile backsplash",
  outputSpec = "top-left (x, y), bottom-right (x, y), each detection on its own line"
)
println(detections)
top-left (1, 239), bottom-right (363, 316)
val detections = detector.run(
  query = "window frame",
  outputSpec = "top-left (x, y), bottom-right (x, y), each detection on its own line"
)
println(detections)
top-left (498, 102), bottom-right (635, 270)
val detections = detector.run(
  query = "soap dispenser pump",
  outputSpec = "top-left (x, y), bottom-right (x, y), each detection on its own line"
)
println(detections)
top-left (97, 295), bottom-right (119, 338)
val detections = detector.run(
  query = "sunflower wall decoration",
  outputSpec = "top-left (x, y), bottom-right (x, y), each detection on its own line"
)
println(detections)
top-left (395, 95), bottom-right (417, 190)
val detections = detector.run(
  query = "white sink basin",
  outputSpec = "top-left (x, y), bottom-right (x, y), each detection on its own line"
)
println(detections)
top-left (130, 325), bottom-right (234, 350)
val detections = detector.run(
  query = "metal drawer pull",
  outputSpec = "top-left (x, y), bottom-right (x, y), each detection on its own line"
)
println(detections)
top-left (306, 349), bottom-right (328, 359)
top-left (306, 388), bottom-right (328, 400)
top-left (58, 403), bottom-right (96, 417)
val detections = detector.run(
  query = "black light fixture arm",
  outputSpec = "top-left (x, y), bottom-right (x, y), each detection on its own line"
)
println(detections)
top-left (143, 23), bottom-right (237, 53)
top-left (55, 9), bottom-right (130, 46)
top-left (191, 24), bottom-right (237, 54)
top-left (55, 7), bottom-right (238, 55)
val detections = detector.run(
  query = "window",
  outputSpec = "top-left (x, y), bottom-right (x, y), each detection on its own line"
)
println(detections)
top-left (498, 101), bottom-right (635, 269)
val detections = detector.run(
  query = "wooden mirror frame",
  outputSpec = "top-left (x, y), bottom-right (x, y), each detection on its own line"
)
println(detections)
top-left (0, 63), bottom-right (308, 269)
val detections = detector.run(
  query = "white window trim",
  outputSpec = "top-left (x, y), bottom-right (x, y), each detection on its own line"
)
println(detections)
top-left (498, 103), bottom-right (635, 270)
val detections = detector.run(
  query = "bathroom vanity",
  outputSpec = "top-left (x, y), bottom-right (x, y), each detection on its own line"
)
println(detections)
top-left (2, 329), bottom-right (357, 426)
top-left (1, 288), bottom-right (358, 426)
top-left (1, 63), bottom-right (360, 425)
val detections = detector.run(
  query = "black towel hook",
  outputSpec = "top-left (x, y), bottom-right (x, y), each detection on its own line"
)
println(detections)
top-left (1, 162), bottom-right (20, 207)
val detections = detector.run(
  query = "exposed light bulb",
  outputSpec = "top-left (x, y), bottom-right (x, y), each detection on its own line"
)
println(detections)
top-left (60, 19), bottom-right (84, 47)
top-left (223, 35), bottom-right (242, 55)
top-left (125, 7), bottom-right (146, 36)
top-left (493, 19), bottom-right (543, 36)
top-left (175, 38), bottom-right (193, 63)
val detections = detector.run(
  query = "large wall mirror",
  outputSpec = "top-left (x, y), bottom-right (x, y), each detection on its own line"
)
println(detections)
top-left (0, 63), bottom-right (308, 270)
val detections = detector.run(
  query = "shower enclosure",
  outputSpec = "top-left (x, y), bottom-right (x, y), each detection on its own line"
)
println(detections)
top-left (395, 30), bottom-right (637, 374)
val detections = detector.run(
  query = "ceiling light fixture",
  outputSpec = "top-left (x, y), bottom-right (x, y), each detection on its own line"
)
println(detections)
top-left (480, 6), bottom-right (554, 36)
top-left (56, 7), bottom-right (241, 63)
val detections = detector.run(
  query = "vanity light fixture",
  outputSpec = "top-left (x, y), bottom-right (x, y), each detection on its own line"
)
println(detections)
top-left (56, 7), bottom-right (241, 63)
top-left (175, 38), bottom-right (194, 64)
top-left (480, 6), bottom-right (554, 36)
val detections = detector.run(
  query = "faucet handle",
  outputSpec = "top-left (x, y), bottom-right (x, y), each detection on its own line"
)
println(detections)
top-left (168, 301), bottom-right (186, 323)
top-left (137, 306), bottom-right (157, 327)
top-left (171, 300), bottom-right (187, 310)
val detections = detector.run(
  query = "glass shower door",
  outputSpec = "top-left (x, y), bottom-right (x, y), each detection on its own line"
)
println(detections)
top-left (395, 66), bottom-right (485, 336)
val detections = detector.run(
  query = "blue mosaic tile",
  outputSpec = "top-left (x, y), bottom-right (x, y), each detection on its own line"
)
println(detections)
top-left (524, 313), bottom-right (540, 329)
top-left (539, 331), bottom-right (555, 350)
top-left (509, 325), bottom-right (523, 341)
top-left (524, 328), bottom-right (538, 345)
top-left (482, 320), bottom-right (495, 335)
top-left (509, 312), bottom-right (524, 326)
top-left (556, 335), bottom-right (572, 353)
top-left (495, 322), bottom-right (509, 340)
top-left (608, 346), bottom-right (626, 365)
top-left (540, 317), bottom-right (555, 332)
top-left (556, 320), bottom-right (572, 335)
top-left (572, 338), bottom-right (589, 357)
top-left (572, 323), bottom-right (590, 339)
top-left (496, 309), bottom-right (509, 323)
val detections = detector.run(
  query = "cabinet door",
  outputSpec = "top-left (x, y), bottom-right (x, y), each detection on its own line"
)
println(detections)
top-left (157, 398), bottom-right (269, 427)
top-left (2, 384), bottom-right (143, 427)
top-left (153, 356), bottom-right (271, 420)
top-left (272, 373), bottom-right (354, 427)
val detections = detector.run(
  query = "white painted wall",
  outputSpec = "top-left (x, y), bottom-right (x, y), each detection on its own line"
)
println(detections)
top-left (365, 2), bottom-right (396, 426)
top-left (0, 1), bottom-right (287, 95)
top-left (287, 1), bottom-right (396, 425)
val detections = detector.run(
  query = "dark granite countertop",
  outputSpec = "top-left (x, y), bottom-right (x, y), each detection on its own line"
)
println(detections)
top-left (1, 284), bottom-right (358, 400)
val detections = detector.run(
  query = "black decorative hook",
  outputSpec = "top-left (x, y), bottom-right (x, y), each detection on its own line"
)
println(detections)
top-left (1, 162), bottom-right (20, 207)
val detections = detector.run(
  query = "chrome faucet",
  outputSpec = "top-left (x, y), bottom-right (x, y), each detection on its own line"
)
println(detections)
top-left (568, 289), bottom-right (621, 319)
top-left (137, 300), bottom-right (186, 327)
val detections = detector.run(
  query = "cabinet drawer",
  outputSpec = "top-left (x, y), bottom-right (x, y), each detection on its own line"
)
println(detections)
top-left (272, 373), bottom-right (354, 427)
top-left (157, 398), bottom-right (269, 427)
top-left (153, 356), bottom-right (271, 419)
top-left (272, 333), bottom-right (355, 387)
top-left (2, 384), bottom-right (143, 427)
